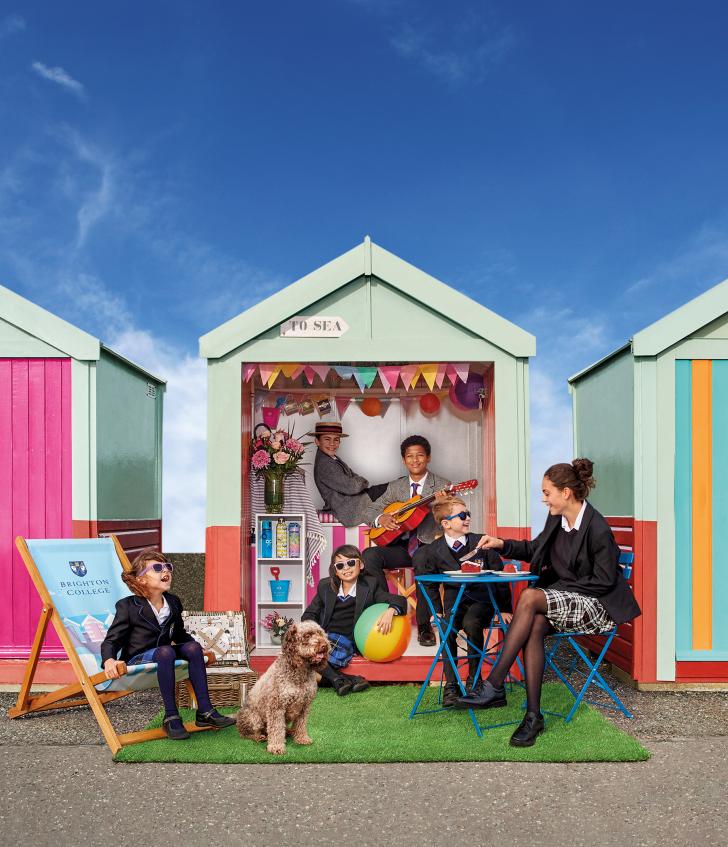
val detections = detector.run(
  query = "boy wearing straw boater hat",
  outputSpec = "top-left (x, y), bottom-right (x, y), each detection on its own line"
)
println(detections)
top-left (311, 422), bottom-right (386, 527)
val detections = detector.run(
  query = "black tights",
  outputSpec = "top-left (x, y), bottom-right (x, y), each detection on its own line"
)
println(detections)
top-left (153, 642), bottom-right (213, 718)
top-left (487, 588), bottom-right (552, 714)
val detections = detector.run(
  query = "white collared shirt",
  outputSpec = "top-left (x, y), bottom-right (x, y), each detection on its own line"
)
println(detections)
top-left (148, 595), bottom-right (171, 625)
top-left (445, 534), bottom-right (468, 550)
top-left (561, 500), bottom-right (588, 533)
top-left (337, 581), bottom-right (357, 599)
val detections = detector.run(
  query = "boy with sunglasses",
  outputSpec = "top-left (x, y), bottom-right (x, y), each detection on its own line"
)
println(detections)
top-left (101, 548), bottom-right (235, 739)
top-left (412, 497), bottom-right (510, 707)
top-left (302, 544), bottom-right (407, 695)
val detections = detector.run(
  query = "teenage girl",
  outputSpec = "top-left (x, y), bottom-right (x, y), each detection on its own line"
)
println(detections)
top-left (455, 459), bottom-right (641, 746)
top-left (101, 548), bottom-right (236, 740)
top-left (302, 545), bottom-right (408, 695)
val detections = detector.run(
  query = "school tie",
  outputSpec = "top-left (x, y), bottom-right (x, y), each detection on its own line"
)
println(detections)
top-left (411, 482), bottom-right (419, 498)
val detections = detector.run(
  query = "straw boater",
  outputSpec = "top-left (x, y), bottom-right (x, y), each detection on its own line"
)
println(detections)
top-left (311, 421), bottom-right (382, 527)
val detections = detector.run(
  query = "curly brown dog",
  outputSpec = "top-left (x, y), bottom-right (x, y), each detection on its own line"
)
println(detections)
top-left (237, 621), bottom-right (330, 755)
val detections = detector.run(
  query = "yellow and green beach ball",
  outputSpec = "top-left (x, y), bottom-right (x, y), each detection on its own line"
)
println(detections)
top-left (354, 603), bottom-right (411, 662)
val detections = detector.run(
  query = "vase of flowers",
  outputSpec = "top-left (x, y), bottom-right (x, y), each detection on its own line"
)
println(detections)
top-left (261, 610), bottom-right (294, 645)
top-left (251, 427), bottom-right (307, 513)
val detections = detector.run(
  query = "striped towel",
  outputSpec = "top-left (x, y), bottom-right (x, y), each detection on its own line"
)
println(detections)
top-left (250, 470), bottom-right (326, 586)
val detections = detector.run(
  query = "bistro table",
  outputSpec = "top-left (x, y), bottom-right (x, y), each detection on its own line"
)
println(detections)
top-left (410, 570), bottom-right (537, 738)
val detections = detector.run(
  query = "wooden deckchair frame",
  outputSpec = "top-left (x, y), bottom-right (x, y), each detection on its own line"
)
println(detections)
top-left (8, 535), bottom-right (210, 755)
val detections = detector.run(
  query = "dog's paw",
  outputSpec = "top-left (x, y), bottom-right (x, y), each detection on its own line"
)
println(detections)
top-left (293, 734), bottom-right (313, 746)
top-left (267, 743), bottom-right (286, 756)
top-left (251, 734), bottom-right (266, 743)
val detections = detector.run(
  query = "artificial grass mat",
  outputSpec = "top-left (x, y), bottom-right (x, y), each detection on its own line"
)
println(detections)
top-left (114, 683), bottom-right (649, 764)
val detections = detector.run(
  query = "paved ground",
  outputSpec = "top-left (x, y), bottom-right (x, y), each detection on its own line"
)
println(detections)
top-left (2, 671), bottom-right (727, 847)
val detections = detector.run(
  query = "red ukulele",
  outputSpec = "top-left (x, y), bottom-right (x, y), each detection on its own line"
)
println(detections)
top-left (368, 479), bottom-right (479, 547)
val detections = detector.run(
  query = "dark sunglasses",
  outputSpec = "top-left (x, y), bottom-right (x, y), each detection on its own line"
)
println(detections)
top-left (444, 510), bottom-right (471, 521)
top-left (334, 558), bottom-right (360, 571)
top-left (139, 561), bottom-right (174, 576)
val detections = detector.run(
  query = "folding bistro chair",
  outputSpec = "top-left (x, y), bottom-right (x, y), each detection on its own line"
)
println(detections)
top-left (542, 551), bottom-right (635, 722)
top-left (8, 535), bottom-right (211, 754)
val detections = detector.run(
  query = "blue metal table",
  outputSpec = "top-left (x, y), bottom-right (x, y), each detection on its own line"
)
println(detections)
top-left (410, 570), bottom-right (537, 737)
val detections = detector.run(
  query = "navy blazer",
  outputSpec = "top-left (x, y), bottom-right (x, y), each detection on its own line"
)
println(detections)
top-left (100, 593), bottom-right (193, 663)
top-left (501, 503), bottom-right (641, 625)
top-left (301, 574), bottom-right (407, 631)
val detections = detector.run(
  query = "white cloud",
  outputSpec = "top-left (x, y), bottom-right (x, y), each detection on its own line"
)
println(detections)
top-left (389, 18), bottom-right (515, 85)
top-left (107, 328), bottom-right (207, 552)
top-left (31, 61), bottom-right (85, 99)
top-left (0, 13), bottom-right (25, 38)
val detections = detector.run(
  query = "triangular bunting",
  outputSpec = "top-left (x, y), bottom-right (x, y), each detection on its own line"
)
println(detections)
top-left (267, 366), bottom-right (282, 388)
top-left (379, 398), bottom-right (391, 418)
top-left (335, 396), bottom-right (352, 419)
top-left (420, 364), bottom-right (438, 391)
top-left (400, 395), bottom-right (414, 414)
top-left (400, 364), bottom-right (419, 390)
top-left (290, 365), bottom-right (305, 380)
top-left (259, 364), bottom-right (276, 386)
top-left (311, 365), bottom-right (330, 382)
top-left (435, 363), bottom-right (447, 388)
top-left (446, 364), bottom-right (459, 386)
top-left (242, 363), bottom-right (257, 382)
top-left (353, 366), bottom-right (377, 391)
top-left (409, 365), bottom-right (423, 389)
top-left (334, 366), bottom-right (355, 381)
top-left (378, 366), bottom-right (400, 393)
top-left (280, 363), bottom-right (300, 378)
top-left (303, 366), bottom-right (316, 385)
top-left (454, 363), bottom-right (470, 383)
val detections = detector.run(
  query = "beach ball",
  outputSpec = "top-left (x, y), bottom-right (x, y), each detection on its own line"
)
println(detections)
top-left (360, 397), bottom-right (382, 417)
top-left (354, 603), bottom-right (411, 662)
top-left (419, 392), bottom-right (440, 415)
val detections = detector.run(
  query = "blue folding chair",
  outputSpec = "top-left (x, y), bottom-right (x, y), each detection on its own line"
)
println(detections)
top-left (542, 551), bottom-right (635, 722)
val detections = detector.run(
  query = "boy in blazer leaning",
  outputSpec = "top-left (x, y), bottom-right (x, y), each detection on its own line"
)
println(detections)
top-left (413, 497), bottom-right (511, 707)
top-left (362, 435), bottom-right (451, 647)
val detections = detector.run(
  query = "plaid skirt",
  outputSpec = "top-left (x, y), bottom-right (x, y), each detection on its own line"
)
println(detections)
top-left (540, 589), bottom-right (616, 635)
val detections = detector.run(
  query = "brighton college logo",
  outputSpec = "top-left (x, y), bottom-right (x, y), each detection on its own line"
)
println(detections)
top-left (69, 561), bottom-right (87, 577)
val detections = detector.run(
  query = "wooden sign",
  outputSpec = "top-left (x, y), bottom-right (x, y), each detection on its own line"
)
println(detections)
top-left (280, 316), bottom-right (350, 338)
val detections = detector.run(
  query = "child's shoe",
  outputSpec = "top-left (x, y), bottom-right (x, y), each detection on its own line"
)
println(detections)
top-left (441, 682), bottom-right (461, 707)
top-left (332, 675), bottom-right (354, 696)
top-left (348, 675), bottom-right (370, 693)
top-left (163, 714), bottom-right (191, 740)
top-left (195, 708), bottom-right (236, 729)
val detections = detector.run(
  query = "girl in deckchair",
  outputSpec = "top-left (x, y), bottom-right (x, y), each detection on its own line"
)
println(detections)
top-left (101, 548), bottom-right (235, 740)
top-left (454, 459), bottom-right (641, 747)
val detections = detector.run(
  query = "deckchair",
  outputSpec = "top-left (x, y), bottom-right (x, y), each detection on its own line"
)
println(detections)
top-left (8, 535), bottom-right (211, 754)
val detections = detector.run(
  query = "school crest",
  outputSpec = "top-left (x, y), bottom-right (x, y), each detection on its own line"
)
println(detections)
top-left (69, 561), bottom-right (87, 577)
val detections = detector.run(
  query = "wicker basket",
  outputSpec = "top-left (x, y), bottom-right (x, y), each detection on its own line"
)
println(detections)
top-left (176, 666), bottom-right (259, 709)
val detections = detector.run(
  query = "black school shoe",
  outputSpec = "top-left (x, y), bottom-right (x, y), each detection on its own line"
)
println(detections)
top-left (333, 675), bottom-right (354, 696)
top-left (509, 712), bottom-right (545, 747)
top-left (417, 624), bottom-right (436, 647)
top-left (195, 709), bottom-right (236, 729)
top-left (346, 675), bottom-right (371, 693)
top-left (453, 679), bottom-right (507, 710)
top-left (163, 715), bottom-right (191, 740)
top-left (441, 682), bottom-right (461, 708)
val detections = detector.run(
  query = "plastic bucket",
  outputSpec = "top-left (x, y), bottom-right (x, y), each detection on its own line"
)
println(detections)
top-left (269, 580), bottom-right (291, 602)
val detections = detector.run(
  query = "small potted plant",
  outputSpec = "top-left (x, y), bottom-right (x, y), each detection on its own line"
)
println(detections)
top-left (261, 610), bottom-right (295, 645)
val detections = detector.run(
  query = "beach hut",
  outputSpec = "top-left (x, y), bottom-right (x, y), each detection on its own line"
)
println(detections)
top-left (569, 277), bottom-right (728, 687)
top-left (0, 285), bottom-right (164, 672)
top-left (200, 237), bottom-right (535, 678)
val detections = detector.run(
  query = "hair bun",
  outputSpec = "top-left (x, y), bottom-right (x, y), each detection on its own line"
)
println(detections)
top-left (572, 458), bottom-right (595, 489)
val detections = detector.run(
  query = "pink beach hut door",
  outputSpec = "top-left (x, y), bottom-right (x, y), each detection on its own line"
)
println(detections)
top-left (0, 359), bottom-right (72, 658)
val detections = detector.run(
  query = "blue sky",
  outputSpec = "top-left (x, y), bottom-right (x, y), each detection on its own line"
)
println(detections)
top-left (3, 1), bottom-right (728, 549)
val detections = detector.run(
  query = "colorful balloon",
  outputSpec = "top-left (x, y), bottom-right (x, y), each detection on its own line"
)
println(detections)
top-left (419, 392), bottom-right (440, 415)
top-left (360, 397), bottom-right (382, 417)
top-left (354, 603), bottom-right (411, 662)
top-left (449, 373), bottom-right (485, 411)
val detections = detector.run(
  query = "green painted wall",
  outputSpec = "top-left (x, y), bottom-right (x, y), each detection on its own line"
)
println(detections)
top-left (96, 350), bottom-right (163, 519)
top-left (573, 349), bottom-right (634, 515)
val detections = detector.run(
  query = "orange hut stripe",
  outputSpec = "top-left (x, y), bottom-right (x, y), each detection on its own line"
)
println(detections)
top-left (691, 360), bottom-right (713, 651)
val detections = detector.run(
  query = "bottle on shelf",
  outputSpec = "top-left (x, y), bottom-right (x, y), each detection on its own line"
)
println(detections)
top-left (260, 520), bottom-right (273, 558)
top-left (275, 518), bottom-right (288, 558)
top-left (288, 521), bottom-right (301, 558)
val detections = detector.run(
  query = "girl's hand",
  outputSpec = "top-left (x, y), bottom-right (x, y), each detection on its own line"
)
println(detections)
top-left (376, 608), bottom-right (396, 635)
top-left (104, 659), bottom-right (125, 680)
top-left (476, 534), bottom-right (504, 551)
top-left (203, 649), bottom-right (217, 666)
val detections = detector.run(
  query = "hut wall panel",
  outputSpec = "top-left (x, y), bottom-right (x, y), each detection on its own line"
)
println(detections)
top-left (0, 358), bottom-right (71, 658)
top-left (96, 519), bottom-right (162, 560)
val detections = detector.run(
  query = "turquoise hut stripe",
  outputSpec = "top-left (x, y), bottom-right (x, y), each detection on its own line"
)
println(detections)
top-left (711, 360), bottom-right (728, 653)
top-left (674, 360), bottom-right (693, 656)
